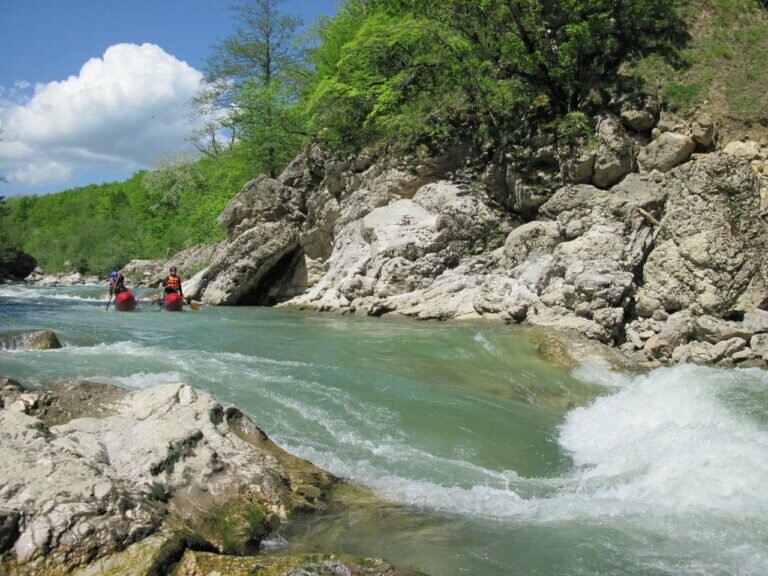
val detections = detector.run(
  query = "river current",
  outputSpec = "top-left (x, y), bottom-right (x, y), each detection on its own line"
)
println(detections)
top-left (1, 284), bottom-right (767, 576)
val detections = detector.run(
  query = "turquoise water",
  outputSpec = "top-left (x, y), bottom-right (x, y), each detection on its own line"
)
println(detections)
top-left (2, 284), bottom-right (768, 575)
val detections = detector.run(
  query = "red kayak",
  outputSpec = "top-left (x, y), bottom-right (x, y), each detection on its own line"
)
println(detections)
top-left (114, 290), bottom-right (137, 312)
top-left (162, 292), bottom-right (184, 311)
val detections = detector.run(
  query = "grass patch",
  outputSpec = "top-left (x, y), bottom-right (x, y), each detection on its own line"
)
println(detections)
top-left (631, 0), bottom-right (768, 132)
top-left (663, 82), bottom-right (704, 109)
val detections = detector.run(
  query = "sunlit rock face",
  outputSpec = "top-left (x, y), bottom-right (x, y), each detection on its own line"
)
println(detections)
top-left (0, 382), bottom-right (337, 574)
top-left (151, 111), bottom-right (768, 368)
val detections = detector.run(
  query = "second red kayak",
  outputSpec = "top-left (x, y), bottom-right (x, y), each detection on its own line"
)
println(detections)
top-left (162, 292), bottom-right (184, 311)
top-left (114, 290), bottom-right (137, 311)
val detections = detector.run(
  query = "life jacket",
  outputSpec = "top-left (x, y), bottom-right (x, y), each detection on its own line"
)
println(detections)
top-left (165, 275), bottom-right (181, 291)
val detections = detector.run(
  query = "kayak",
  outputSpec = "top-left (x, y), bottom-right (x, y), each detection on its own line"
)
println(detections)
top-left (114, 290), bottom-right (136, 312)
top-left (162, 292), bottom-right (184, 312)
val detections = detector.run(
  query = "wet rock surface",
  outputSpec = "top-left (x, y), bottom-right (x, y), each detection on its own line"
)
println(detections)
top-left (0, 381), bottom-right (345, 575)
top-left (0, 330), bottom-right (62, 350)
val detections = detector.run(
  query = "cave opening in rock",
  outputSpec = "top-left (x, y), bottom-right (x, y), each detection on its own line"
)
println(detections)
top-left (235, 248), bottom-right (308, 306)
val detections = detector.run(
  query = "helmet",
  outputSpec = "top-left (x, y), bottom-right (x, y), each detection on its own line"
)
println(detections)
top-left (110, 271), bottom-right (118, 277)
top-left (170, 267), bottom-right (177, 272)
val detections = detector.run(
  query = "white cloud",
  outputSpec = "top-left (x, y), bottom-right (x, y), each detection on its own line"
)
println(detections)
top-left (0, 43), bottom-right (205, 187)
top-left (9, 160), bottom-right (72, 186)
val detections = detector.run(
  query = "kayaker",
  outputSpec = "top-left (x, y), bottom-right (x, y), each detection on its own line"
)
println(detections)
top-left (161, 266), bottom-right (184, 300)
top-left (108, 270), bottom-right (127, 296)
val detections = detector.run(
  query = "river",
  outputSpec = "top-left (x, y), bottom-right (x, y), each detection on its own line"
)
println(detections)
top-left (1, 284), bottom-right (767, 575)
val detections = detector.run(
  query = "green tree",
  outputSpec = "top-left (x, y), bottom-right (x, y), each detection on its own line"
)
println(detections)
top-left (306, 0), bottom-right (685, 149)
top-left (0, 195), bottom-right (11, 256)
top-left (142, 151), bottom-right (206, 209)
top-left (193, 0), bottom-right (309, 177)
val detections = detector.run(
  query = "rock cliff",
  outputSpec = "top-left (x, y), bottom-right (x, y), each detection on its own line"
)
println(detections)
top-left (136, 109), bottom-right (768, 369)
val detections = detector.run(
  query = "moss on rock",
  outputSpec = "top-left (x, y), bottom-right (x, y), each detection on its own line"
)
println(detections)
top-left (170, 550), bottom-right (428, 576)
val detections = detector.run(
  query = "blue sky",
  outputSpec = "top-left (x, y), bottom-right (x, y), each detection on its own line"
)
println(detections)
top-left (0, 0), bottom-right (338, 196)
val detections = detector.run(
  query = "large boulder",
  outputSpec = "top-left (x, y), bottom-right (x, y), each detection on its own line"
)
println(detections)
top-left (287, 181), bottom-right (502, 315)
top-left (723, 140), bottom-right (761, 161)
top-left (0, 382), bottom-right (337, 574)
top-left (217, 175), bottom-right (303, 239)
top-left (353, 174), bottom-right (666, 345)
top-left (637, 132), bottom-right (695, 173)
top-left (637, 153), bottom-right (768, 314)
top-left (592, 115), bottom-right (635, 188)
top-left (0, 330), bottom-right (62, 350)
top-left (189, 146), bottom-right (447, 307)
top-left (189, 222), bottom-right (301, 305)
top-left (689, 113), bottom-right (716, 148)
top-left (301, 187), bottom-right (340, 261)
top-left (526, 175), bottom-right (665, 341)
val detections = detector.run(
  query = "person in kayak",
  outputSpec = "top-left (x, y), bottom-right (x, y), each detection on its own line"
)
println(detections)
top-left (108, 270), bottom-right (127, 296)
top-left (161, 266), bottom-right (184, 300)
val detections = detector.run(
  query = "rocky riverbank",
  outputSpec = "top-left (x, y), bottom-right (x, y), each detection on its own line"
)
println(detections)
top-left (116, 108), bottom-right (768, 371)
top-left (0, 375), bottom-right (424, 575)
top-left (22, 106), bottom-right (768, 370)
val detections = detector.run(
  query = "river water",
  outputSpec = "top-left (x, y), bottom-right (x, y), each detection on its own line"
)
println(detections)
top-left (1, 284), bottom-right (767, 576)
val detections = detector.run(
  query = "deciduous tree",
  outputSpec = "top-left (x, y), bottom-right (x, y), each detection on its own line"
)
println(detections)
top-left (193, 0), bottom-right (309, 178)
top-left (306, 0), bottom-right (684, 149)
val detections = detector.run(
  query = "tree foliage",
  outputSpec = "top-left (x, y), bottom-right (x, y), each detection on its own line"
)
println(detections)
top-left (0, 148), bottom-right (255, 274)
top-left (193, 0), bottom-right (309, 177)
top-left (305, 0), bottom-right (685, 149)
top-left (0, 196), bottom-right (16, 271)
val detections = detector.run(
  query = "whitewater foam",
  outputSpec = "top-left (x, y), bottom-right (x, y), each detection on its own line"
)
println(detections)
top-left (557, 364), bottom-right (768, 518)
top-left (108, 371), bottom-right (187, 389)
top-left (0, 286), bottom-right (103, 301)
top-left (282, 362), bottom-right (768, 540)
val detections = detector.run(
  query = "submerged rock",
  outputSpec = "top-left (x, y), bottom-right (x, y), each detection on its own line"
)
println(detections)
top-left (0, 329), bottom-right (62, 350)
top-left (528, 328), bottom-right (640, 373)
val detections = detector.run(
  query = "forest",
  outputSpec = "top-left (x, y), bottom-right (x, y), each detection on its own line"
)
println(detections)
top-left (1, 0), bottom-right (766, 275)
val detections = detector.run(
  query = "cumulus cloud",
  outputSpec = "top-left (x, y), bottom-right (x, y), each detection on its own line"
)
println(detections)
top-left (0, 43), bottom-right (204, 187)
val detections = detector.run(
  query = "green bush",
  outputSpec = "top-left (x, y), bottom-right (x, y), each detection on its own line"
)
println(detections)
top-left (557, 112), bottom-right (594, 146)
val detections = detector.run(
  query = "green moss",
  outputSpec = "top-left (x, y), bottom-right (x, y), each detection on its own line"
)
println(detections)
top-left (529, 333), bottom-right (578, 370)
top-left (196, 493), bottom-right (274, 556)
top-left (171, 550), bottom-right (428, 576)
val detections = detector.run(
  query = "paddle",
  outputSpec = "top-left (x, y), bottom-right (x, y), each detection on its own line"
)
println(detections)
top-left (105, 292), bottom-right (113, 311)
top-left (187, 300), bottom-right (200, 311)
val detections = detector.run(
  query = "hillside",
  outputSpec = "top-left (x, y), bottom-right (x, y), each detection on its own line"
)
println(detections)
top-left (634, 0), bottom-right (768, 142)
top-left (1, 151), bottom-right (254, 274)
